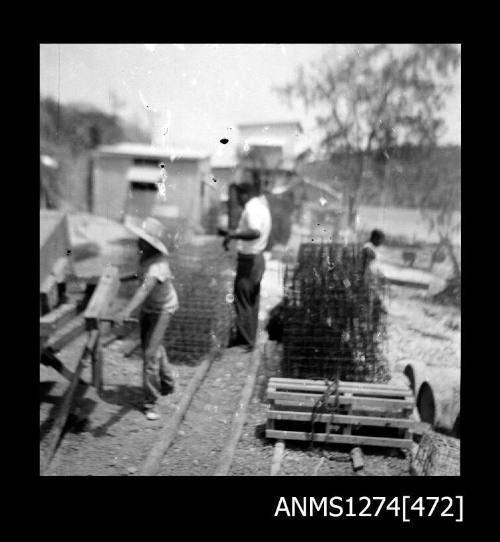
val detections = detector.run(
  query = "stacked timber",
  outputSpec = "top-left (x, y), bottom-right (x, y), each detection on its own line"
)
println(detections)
top-left (266, 377), bottom-right (415, 450)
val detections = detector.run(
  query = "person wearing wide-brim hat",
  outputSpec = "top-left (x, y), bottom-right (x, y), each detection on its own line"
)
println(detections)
top-left (114, 217), bottom-right (179, 420)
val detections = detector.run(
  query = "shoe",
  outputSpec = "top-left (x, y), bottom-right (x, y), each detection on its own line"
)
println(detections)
top-left (145, 408), bottom-right (160, 420)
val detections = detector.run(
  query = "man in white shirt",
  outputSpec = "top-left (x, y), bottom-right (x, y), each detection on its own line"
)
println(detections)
top-left (222, 182), bottom-right (272, 351)
top-left (361, 229), bottom-right (387, 334)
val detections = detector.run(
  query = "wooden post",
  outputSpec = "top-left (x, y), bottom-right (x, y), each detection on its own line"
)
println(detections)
top-left (40, 349), bottom-right (87, 387)
top-left (270, 440), bottom-right (285, 476)
top-left (91, 326), bottom-right (104, 396)
top-left (84, 266), bottom-right (119, 392)
top-left (350, 447), bottom-right (364, 471)
top-left (41, 329), bottom-right (99, 474)
top-left (84, 265), bottom-right (120, 330)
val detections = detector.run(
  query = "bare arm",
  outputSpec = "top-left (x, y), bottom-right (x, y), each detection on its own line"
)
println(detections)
top-left (228, 228), bottom-right (260, 240)
top-left (223, 228), bottom-right (260, 250)
top-left (115, 276), bottom-right (158, 323)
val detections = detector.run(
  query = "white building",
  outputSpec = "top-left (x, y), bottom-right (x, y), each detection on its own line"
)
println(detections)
top-left (91, 143), bottom-right (212, 233)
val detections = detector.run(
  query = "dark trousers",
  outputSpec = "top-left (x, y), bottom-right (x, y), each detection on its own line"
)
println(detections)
top-left (139, 311), bottom-right (175, 408)
top-left (233, 253), bottom-right (265, 348)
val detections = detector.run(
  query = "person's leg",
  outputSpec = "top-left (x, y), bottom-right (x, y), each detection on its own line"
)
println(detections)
top-left (234, 255), bottom-right (266, 349)
top-left (234, 257), bottom-right (256, 347)
top-left (147, 311), bottom-right (175, 394)
top-left (140, 311), bottom-right (160, 412)
top-left (250, 254), bottom-right (266, 346)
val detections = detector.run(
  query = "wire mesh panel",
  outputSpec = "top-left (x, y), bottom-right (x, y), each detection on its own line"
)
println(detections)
top-left (411, 430), bottom-right (460, 476)
top-left (165, 236), bottom-right (234, 364)
top-left (281, 241), bottom-right (390, 382)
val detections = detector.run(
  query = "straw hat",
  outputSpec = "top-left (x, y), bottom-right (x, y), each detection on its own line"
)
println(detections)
top-left (125, 217), bottom-right (169, 255)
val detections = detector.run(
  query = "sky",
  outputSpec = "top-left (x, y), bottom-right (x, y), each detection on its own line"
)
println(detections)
top-left (40, 44), bottom-right (461, 156)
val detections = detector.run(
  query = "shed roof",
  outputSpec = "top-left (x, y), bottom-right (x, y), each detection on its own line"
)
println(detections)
top-left (95, 142), bottom-right (210, 161)
top-left (237, 120), bottom-right (303, 133)
top-left (242, 136), bottom-right (287, 148)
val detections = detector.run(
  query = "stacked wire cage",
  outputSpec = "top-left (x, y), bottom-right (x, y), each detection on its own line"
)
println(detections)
top-left (411, 430), bottom-right (460, 476)
top-left (165, 236), bottom-right (234, 364)
top-left (281, 241), bottom-right (390, 382)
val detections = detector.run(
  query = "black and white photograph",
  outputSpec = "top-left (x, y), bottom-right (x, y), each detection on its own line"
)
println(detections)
top-left (39, 43), bottom-right (461, 478)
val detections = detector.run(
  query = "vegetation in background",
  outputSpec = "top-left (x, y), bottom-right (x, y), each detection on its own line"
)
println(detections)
top-left (276, 44), bottom-right (461, 229)
top-left (40, 95), bottom-right (149, 211)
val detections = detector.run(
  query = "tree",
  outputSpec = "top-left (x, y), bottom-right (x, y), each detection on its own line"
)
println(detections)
top-left (276, 44), bottom-right (460, 229)
top-left (419, 146), bottom-right (461, 276)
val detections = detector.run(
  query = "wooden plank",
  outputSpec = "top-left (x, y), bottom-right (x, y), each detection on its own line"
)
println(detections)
top-left (91, 332), bottom-right (104, 395)
top-left (269, 380), bottom-right (412, 394)
top-left (268, 383), bottom-right (412, 398)
top-left (267, 410), bottom-right (415, 429)
top-left (40, 349), bottom-right (87, 386)
top-left (214, 346), bottom-right (262, 476)
top-left (265, 429), bottom-right (413, 449)
top-left (267, 391), bottom-right (414, 409)
top-left (123, 338), bottom-right (141, 358)
top-left (387, 277), bottom-right (428, 290)
top-left (41, 330), bottom-right (98, 474)
top-left (270, 377), bottom-right (406, 387)
top-left (350, 447), bottom-right (364, 471)
top-left (40, 303), bottom-right (77, 337)
top-left (84, 266), bottom-right (120, 329)
top-left (40, 275), bottom-right (59, 315)
top-left (51, 256), bottom-right (70, 283)
top-left (270, 440), bottom-right (285, 476)
top-left (269, 377), bottom-right (411, 393)
top-left (272, 399), bottom-right (414, 413)
top-left (138, 348), bottom-right (219, 476)
top-left (101, 334), bottom-right (119, 348)
top-left (343, 393), bottom-right (353, 435)
top-left (44, 316), bottom-right (86, 352)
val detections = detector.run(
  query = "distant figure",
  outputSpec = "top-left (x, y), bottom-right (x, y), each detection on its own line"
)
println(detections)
top-left (361, 229), bottom-right (387, 333)
top-left (222, 182), bottom-right (272, 352)
top-left (361, 229), bottom-right (385, 279)
top-left (114, 217), bottom-right (179, 420)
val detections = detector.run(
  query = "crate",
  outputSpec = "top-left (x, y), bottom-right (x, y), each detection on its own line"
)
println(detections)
top-left (265, 377), bottom-right (416, 449)
top-left (411, 430), bottom-right (460, 476)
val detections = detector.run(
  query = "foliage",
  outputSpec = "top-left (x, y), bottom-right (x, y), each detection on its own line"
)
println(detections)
top-left (276, 44), bottom-right (461, 227)
top-left (40, 96), bottom-right (149, 210)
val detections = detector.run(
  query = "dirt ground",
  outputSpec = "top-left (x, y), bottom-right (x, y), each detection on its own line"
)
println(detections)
top-left (40, 237), bottom-right (460, 476)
